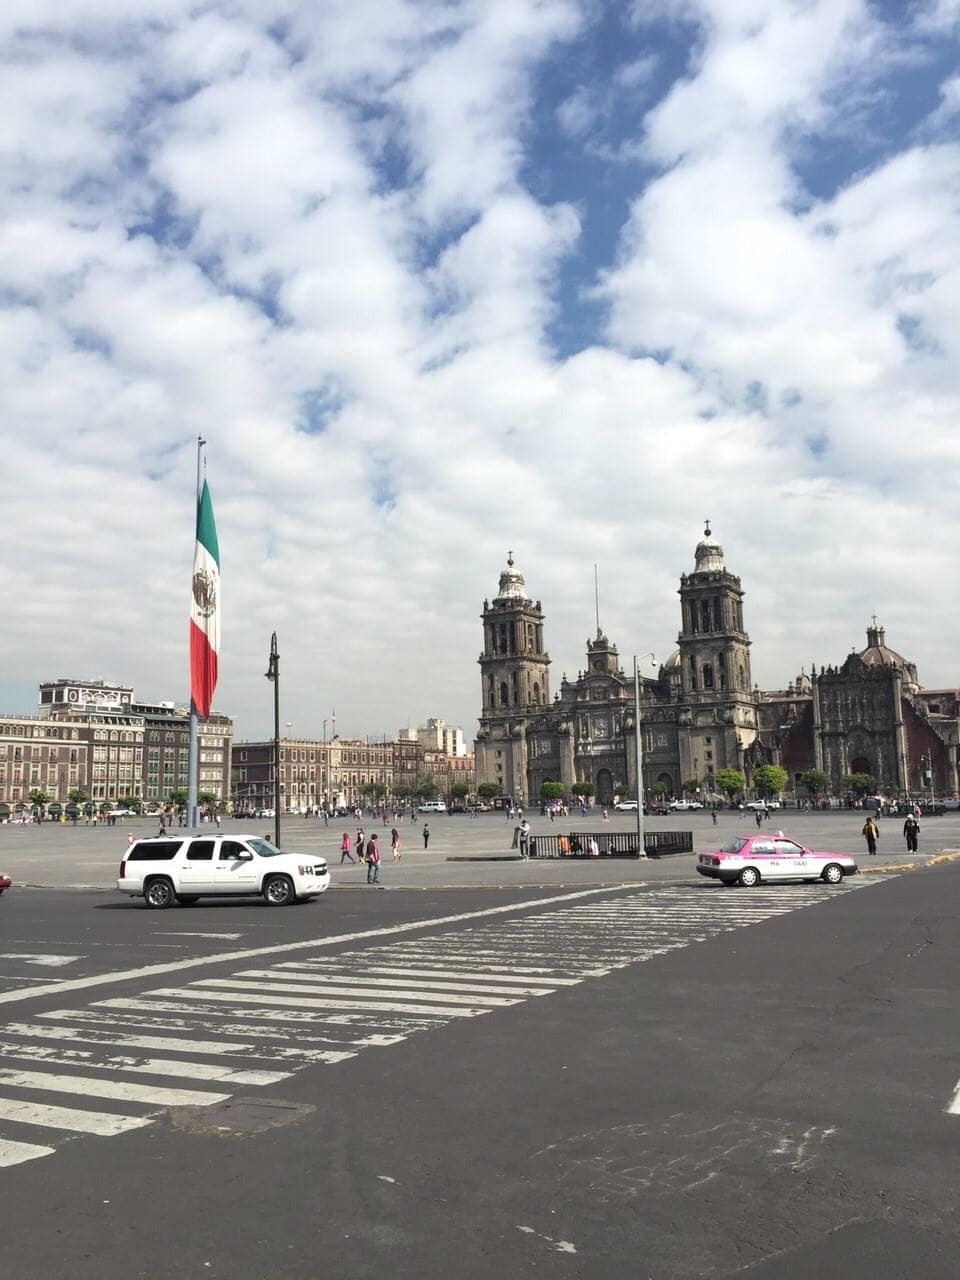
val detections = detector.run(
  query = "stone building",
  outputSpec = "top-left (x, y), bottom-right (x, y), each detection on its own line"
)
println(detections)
top-left (475, 532), bottom-right (960, 804)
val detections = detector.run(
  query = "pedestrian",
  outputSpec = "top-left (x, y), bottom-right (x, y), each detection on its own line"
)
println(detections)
top-left (602, 808), bottom-right (609, 823)
top-left (587, 836), bottom-right (600, 857)
top-left (340, 832), bottom-right (355, 863)
top-left (157, 818), bottom-right (167, 837)
top-left (391, 828), bottom-right (402, 861)
top-left (711, 808), bottom-right (717, 825)
top-left (422, 822), bottom-right (430, 849)
top-left (754, 808), bottom-right (762, 828)
top-left (356, 828), bottom-right (365, 862)
top-left (862, 815), bottom-right (879, 856)
top-left (903, 813), bottom-right (919, 853)
top-left (128, 832), bottom-right (135, 846)
top-left (518, 818), bottom-right (530, 859)
top-left (366, 833), bottom-right (381, 884)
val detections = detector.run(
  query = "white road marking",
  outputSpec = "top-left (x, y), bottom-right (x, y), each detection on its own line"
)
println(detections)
top-left (192, 977), bottom-right (522, 1007)
top-left (0, 1137), bottom-right (56, 1167)
top-left (153, 932), bottom-right (243, 940)
top-left (332, 965), bottom-right (582, 985)
top-left (236, 969), bottom-right (556, 997)
top-left (0, 1068), bottom-right (229, 1107)
top-left (145, 986), bottom-right (488, 1018)
top-left (0, 885), bottom-right (637, 1007)
top-left (0, 1096), bottom-right (153, 1136)
top-left (946, 1081), bottom-right (960, 1115)
top-left (0, 954), bottom-right (82, 967)
top-left (91, 996), bottom-right (443, 1030)
top-left (5, 1022), bottom-right (261, 1056)
top-left (0, 1041), bottom-right (290, 1086)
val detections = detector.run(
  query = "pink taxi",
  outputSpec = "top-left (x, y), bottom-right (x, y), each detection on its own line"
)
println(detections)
top-left (696, 834), bottom-right (858, 887)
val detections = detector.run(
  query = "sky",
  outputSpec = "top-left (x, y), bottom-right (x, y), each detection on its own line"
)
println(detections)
top-left (2, 0), bottom-right (959, 744)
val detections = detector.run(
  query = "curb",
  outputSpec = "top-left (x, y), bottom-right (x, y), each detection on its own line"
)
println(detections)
top-left (860, 849), bottom-right (960, 875)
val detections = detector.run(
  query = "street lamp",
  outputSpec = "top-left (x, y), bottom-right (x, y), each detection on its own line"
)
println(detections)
top-left (264, 633), bottom-right (280, 849)
top-left (633, 653), bottom-right (656, 857)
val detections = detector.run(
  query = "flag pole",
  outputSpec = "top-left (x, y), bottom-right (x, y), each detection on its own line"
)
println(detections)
top-left (187, 435), bottom-right (206, 829)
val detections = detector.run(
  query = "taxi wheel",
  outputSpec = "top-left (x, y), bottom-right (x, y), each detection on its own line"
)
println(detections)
top-left (822, 863), bottom-right (844, 885)
top-left (738, 866), bottom-right (761, 888)
top-left (264, 874), bottom-right (296, 906)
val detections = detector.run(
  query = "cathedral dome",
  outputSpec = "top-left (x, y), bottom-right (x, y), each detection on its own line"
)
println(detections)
top-left (859, 624), bottom-right (912, 673)
top-left (694, 522), bottom-right (725, 573)
top-left (496, 552), bottom-right (528, 601)
top-left (662, 649), bottom-right (681, 671)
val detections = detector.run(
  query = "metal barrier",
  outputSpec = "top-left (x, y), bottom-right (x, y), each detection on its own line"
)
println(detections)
top-left (528, 830), bottom-right (694, 858)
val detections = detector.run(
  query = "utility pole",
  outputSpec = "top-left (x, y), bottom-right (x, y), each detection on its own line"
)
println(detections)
top-left (264, 633), bottom-right (280, 848)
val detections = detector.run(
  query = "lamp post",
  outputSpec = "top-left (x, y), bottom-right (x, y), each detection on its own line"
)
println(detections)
top-left (264, 633), bottom-right (280, 849)
top-left (633, 653), bottom-right (656, 857)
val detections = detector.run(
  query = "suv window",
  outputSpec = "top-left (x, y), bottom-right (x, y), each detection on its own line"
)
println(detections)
top-left (187, 840), bottom-right (216, 861)
top-left (127, 840), bottom-right (182, 861)
top-left (219, 840), bottom-right (250, 860)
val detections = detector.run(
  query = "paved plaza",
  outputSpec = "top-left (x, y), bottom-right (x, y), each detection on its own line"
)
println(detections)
top-left (2, 807), bottom-right (957, 892)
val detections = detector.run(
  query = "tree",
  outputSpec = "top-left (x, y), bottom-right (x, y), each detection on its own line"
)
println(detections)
top-left (540, 781), bottom-right (564, 802)
top-left (477, 782), bottom-right (501, 799)
top-left (799, 768), bottom-right (828, 798)
top-left (651, 781), bottom-right (668, 799)
top-left (752, 764), bottom-right (788, 799)
top-left (197, 790), bottom-right (219, 808)
top-left (168, 789), bottom-right (187, 810)
top-left (715, 769), bottom-right (747, 801)
top-left (415, 774), bottom-right (439, 801)
top-left (28, 788), bottom-right (52, 816)
top-left (681, 777), bottom-right (701, 796)
top-left (67, 787), bottom-right (90, 808)
top-left (571, 781), bottom-right (594, 797)
top-left (842, 772), bottom-right (875, 797)
top-left (449, 782), bottom-right (470, 803)
top-left (118, 794), bottom-right (143, 813)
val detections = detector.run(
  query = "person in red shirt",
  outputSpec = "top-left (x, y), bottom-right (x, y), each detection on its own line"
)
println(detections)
top-left (366, 833), bottom-right (381, 884)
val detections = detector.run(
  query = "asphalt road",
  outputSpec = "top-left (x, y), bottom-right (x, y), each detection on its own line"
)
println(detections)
top-left (2, 807), bottom-right (958, 890)
top-left (0, 866), bottom-right (958, 1278)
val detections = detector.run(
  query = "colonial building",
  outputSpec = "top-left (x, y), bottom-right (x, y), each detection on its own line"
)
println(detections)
top-left (475, 532), bottom-right (960, 804)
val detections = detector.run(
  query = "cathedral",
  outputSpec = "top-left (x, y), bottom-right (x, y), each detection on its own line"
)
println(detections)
top-left (474, 530), bottom-right (960, 805)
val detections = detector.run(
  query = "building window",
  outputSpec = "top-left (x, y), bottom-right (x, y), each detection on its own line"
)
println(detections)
top-left (702, 664), bottom-right (714, 690)
top-left (499, 681), bottom-right (508, 706)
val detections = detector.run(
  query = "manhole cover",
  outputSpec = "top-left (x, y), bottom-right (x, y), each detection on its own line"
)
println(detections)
top-left (170, 1097), bottom-right (315, 1136)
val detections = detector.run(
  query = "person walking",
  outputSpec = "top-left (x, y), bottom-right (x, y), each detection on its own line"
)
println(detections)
top-left (366, 833), bottom-right (381, 884)
top-left (754, 808), bottom-right (762, 828)
top-left (391, 828), bottom-right (402, 861)
top-left (518, 818), bottom-right (531, 859)
top-left (862, 815), bottom-right (879, 856)
top-left (711, 808), bottom-right (718, 825)
top-left (422, 822), bottom-right (430, 850)
top-left (356, 828), bottom-right (365, 864)
top-left (339, 832), bottom-right (355, 863)
top-left (903, 813), bottom-right (920, 853)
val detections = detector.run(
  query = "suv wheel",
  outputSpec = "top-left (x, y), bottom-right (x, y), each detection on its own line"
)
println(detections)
top-left (264, 874), bottom-right (296, 906)
top-left (144, 877), bottom-right (175, 909)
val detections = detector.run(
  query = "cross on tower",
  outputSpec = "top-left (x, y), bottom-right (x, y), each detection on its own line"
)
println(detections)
top-left (871, 613), bottom-right (878, 628)
top-left (507, 550), bottom-right (514, 567)
top-left (704, 517), bottom-right (712, 537)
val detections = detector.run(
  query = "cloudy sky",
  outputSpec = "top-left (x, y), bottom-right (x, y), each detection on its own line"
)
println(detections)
top-left (3, 0), bottom-right (959, 743)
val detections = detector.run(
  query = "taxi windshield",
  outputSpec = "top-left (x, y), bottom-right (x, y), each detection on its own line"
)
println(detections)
top-left (719, 838), bottom-right (748, 853)
top-left (247, 838), bottom-right (283, 858)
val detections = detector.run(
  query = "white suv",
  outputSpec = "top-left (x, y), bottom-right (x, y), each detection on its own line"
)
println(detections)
top-left (117, 834), bottom-right (331, 909)
top-left (417, 801), bottom-right (447, 813)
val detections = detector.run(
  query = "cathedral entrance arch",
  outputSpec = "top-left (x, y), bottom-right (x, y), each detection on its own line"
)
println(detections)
top-left (850, 756), bottom-right (872, 777)
top-left (656, 772), bottom-right (674, 797)
top-left (595, 769), bottom-right (614, 805)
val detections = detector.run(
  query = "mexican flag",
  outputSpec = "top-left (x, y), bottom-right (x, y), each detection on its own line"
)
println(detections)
top-left (189, 480), bottom-right (220, 719)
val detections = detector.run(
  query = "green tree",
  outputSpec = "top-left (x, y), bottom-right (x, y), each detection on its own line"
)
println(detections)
top-left (449, 782), bottom-right (470, 802)
top-left (168, 789), bottom-right (187, 810)
top-left (197, 790), bottom-right (219, 808)
top-left (681, 777), bottom-right (701, 796)
top-left (715, 769), bottom-right (747, 801)
top-left (571, 781), bottom-right (594, 797)
top-left (415, 774), bottom-right (439, 801)
top-left (118, 794), bottom-right (143, 813)
top-left (67, 787), bottom-right (90, 808)
top-left (798, 768), bottom-right (828, 798)
top-left (651, 781), bottom-right (668, 799)
top-left (841, 772), bottom-right (875, 797)
top-left (752, 764), bottom-right (788, 799)
top-left (540, 781), bottom-right (565, 802)
top-left (477, 782), bottom-right (501, 799)
top-left (28, 788), bottom-right (52, 817)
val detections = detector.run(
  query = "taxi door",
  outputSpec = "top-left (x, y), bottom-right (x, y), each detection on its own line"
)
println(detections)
top-left (773, 838), bottom-right (812, 880)
top-left (211, 838), bottom-right (260, 893)
top-left (748, 839), bottom-right (780, 877)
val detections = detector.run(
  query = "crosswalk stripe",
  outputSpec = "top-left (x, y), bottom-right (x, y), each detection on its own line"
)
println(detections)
top-left (146, 986), bottom-right (488, 1018)
top-left (191, 978), bottom-right (522, 1008)
top-left (92, 996), bottom-right (447, 1030)
top-left (0, 1068), bottom-right (230, 1107)
top-left (0, 1040), bottom-right (291, 1087)
top-left (0, 1137), bottom-right (56, 1167)
top-left (4, 1023), bottom-right (259, 1056)
top-left (236, 969), bottom-right (557, 997)
top-left (288, 964), bottom-right (584, 986)
top-left (0, 1096), bottom-right (153, 1136)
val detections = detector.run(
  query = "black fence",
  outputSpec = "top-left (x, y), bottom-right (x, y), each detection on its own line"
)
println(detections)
top-left (526, 830), bottom-right (694, 859)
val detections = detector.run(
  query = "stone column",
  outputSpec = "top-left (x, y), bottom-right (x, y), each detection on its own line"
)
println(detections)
top-left (558, 725), bottom-right (575, 793)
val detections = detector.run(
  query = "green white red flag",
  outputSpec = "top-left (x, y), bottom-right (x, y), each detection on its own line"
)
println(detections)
top-left (189, 480), bottom-right (220, 718)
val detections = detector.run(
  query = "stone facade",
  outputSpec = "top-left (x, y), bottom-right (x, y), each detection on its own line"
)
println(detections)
top-left (476, 533), bottom-right (960, 803)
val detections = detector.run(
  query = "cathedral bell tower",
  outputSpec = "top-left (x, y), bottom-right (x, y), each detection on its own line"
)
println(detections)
top-left (675, 523), bottom-right (757, 789)
top-left (475, 553), bottom-right (550, 802)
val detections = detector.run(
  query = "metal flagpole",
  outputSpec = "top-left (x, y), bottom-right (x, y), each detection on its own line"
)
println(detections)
top-left (186, 435), bottom-right (206, 829)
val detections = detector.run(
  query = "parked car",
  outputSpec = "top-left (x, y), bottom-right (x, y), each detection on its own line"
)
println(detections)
top-left (669, 799), bottom-right (703, 811)
top-left (696, 835), bottom-right (857, 886)
top-left (614, 800), bottom-right (638, 812)
top-left (0, 872), bottom-right (11, 896)
top-left (746, 800), bottom-right (781, 810)
top-left (417, 801), bottom-right (447, 813)
top-left (117, 834), bottom-right (330, 908)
